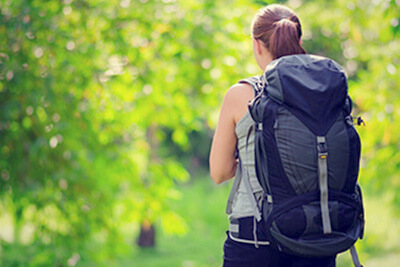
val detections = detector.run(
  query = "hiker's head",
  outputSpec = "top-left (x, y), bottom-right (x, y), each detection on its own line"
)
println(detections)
top-left (251, 4), bottom-right (306, 69)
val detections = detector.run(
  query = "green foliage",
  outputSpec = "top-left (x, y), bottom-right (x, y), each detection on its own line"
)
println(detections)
top-left (129, 178), bottom-right (231, 267)
top-left (1, 0), bottom-right (400, 265)
top-left (0, 0), bottom-right (259, 264)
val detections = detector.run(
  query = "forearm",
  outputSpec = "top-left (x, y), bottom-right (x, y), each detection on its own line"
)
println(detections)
top-left (210, 155), bottom-right (237, 184)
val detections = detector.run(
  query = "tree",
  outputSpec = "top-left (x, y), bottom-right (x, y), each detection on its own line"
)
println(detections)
top-left (0, 0), bottom-right (260, 263)
top-left (1, 0), bottom-right (399, 264)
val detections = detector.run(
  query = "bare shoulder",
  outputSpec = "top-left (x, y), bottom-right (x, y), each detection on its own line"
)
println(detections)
top-left (225, 82), bottom-right (253, 100)
top-left (223, 83), bottom-right (254, 124)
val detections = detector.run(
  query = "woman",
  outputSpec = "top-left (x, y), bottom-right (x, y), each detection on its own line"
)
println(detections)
top-left (209, 4), bottom-right (336, 267)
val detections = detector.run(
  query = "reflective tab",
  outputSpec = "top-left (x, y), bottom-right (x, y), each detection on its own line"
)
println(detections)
top-left (229, 223), bottom-right (239, 234)
top-left (317, 136), bottom-right (332, 234)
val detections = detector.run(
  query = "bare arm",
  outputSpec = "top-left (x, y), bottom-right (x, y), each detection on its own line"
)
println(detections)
top-left (209, 83), bottom-right (253, 184)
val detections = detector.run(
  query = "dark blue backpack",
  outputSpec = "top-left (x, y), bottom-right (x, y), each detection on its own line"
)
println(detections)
top-left (242, 54), bottom-right (365, 266)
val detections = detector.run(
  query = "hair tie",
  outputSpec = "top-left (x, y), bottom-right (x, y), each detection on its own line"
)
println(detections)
top-left (274, 18), bottom-right (295, 26)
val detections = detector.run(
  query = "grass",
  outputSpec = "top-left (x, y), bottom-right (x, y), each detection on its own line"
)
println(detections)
top-left (128, 178), bottom-right (231, 267)
top-left (2, 176), bottom-right (399, 266)
top-left (125, 177), bottom-right (400, 267)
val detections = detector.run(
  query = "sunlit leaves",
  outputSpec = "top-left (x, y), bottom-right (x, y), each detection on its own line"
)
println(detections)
top-left (160, 210), bottom-right (188, 236)
top-left (2, 0), bottom-right (399, 264)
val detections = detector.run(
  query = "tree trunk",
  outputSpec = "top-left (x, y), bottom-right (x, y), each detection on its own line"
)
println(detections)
top-left (136, 125), bottom-right (158, 248)
top-left (137, 220), bottom-right (155, 247)
top-left (13, 205), bottom-right (23, 244)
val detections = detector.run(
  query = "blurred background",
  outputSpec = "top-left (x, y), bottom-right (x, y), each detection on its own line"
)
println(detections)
top-left (0, 0), bottom-right (399, 266)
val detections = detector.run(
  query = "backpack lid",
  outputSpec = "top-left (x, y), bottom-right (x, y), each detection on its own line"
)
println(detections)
top-left (264, 54), bottom-right (348, 136)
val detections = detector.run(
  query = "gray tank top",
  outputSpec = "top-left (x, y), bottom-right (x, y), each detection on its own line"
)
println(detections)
top-left (226, 111), bottom-right (264, 220)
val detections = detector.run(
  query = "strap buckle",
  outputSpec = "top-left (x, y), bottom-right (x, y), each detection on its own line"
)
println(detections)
top-left (317, 136), bottom-right (328, 157)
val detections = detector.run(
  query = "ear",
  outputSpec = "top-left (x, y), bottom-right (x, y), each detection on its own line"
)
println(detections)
top-left (253, 38), bottom-right (262, 55)
top-left (299, 38), bottom-right (303, 46)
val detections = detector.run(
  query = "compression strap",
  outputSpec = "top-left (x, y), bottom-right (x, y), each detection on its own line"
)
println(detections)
top-left (317, 136), bottom-right (332, 234)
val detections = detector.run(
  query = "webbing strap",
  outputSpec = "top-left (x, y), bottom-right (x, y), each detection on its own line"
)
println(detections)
top-left (225, 159), bottom-right (242, 215)
top-left (228, 231), bottom-right (270, 246)
top-left (243, 125), bottom-right (262, 222)
top-left (350, 245), bottom-right (363, 267)
top-left (243, 158), bottom-right (262, 222)
top-left (317, 136), bottom-right (332, 234)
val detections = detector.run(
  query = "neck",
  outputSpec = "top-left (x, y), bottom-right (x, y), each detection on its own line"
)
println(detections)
top-left (259, 55), bottom-right (273, 72)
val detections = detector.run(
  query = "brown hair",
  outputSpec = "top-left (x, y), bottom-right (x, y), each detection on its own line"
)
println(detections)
top-left (251, 4), bottom-right (306, 60)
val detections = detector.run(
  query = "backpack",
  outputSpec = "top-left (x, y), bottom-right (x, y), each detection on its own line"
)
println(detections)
top-left (240, 54), bottom-right (365, 266)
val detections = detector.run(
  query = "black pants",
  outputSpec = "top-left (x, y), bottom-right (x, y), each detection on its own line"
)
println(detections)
top-left (223, 232), bottom-right (336, 267)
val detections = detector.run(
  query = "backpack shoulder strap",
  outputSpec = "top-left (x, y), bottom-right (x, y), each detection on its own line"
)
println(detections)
top-left (238, 76), bottom-right (264, 96)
